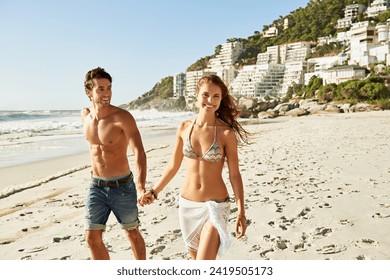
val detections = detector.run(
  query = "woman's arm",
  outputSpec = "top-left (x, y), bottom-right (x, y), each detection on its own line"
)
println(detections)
top-left (224, 129), bottom-right (247, 238)
top-left (140, 122), bottom-right (185, 204)
top-left (153, 125), bottom-right (184, 195)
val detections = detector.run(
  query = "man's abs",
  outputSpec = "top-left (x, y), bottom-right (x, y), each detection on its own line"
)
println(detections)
top-left (89, 144), bottom-right (130, 177)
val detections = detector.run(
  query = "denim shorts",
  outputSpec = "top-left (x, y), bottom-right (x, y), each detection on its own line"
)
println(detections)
top-left (84, 174), bottom-right (139, 231)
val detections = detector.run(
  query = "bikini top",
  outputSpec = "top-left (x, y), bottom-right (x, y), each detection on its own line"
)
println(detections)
top-left (183, 118), bottom-right (224, 163)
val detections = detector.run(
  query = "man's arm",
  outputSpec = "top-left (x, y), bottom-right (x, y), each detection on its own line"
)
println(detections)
top-left (122, 110), bottom-right (147, 194)
top-left (81, 107), bottom-right (90, 123)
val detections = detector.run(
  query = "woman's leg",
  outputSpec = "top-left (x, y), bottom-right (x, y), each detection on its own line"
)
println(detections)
top-left (195, 220), bottom-right (220, 260)
top-left (188, 248), bottom-right (197, 260)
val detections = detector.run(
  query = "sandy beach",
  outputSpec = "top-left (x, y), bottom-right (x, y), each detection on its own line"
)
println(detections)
top-left (1, 111), bottom-right (390, 260)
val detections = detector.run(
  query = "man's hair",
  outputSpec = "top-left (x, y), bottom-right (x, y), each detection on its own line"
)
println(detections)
top-left (84, 67), bottom-right (112, 91)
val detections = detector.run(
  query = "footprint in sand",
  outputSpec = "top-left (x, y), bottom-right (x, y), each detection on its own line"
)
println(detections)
top-left (298, 207), bottom-right (312, 218)
top-left (249, 244), bottom-right (262, 252)
top-left (275, 202), bottom-right (285, 213)
top-left (316, 244), bottom-right (346, 255)
top-left (294, 242), bottom-right (309, 252)
top-left (340, 219), bottom-right (354, 226)
top-left (371, 212), bottom-right (390, 218)
top-left (150, 245), bottom-right (166, 255)
top-left (163, 252), bottom-right (189, 260)
top-left (0, 239), bottom-right (14, 245)
top-left (356, 255), bottom-right (372, 260)
top-left (259, 248), bottom-right (274, 258)
top-left (354, 239), bottom-right (378, 248)
top-left (317, 202), bottom-right (332, 208)
top-left (24, 246), bottom-right (48, 253)
top-left (262, 235), bottom-right (289, 250)
top-left (268, 207), bottom-right (311, 231)
top-left (152, 215), bottom-right (167, 224)
top-left (53, 235), bottom-right (71, 243)
top-left (294, 232), bottom-right (311, 252)
top-left (19, 211), bottom-right (33, 217)
top-left (161, 196), bottom-right (176, 207)
top-left (149, 229), bottom-right (182, 257)
top-left (313, 227), bottom-right (332, 238)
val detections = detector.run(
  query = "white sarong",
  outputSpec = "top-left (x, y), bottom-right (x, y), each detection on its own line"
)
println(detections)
top-left (178, 196), bottom-right (231, 257)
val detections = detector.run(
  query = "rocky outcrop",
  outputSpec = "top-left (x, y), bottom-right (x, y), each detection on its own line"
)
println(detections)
top-left (237, 97), bottom-right (382, 119)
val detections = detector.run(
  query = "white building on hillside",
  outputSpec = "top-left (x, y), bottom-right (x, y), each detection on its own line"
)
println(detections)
top-left (304, 53), bottom-right (349, 85)
top-left (185, 70), bottom-right (216, 102)
top-left (278, 42), bottom-right (311, 94)
top-left (366, 0), bottom-right (389, 18)
top-left (377, 21), bottom-right (390, 43)
top-left (337, 3), bottom-right (366, 29)
top-left (349, 21), bottom-right (377, 66)
top-left (207, 41), bottom-right (243, 85)
top-left (184, 41), bottom-right (243, 101)
top-left (257, 45), bottom-right (280, 64)
top-left (369, 21), bottom-right (390, 65)
top-left (231, 41), bottom-right (311, 99)
top-left (324, 65), bottom-right (367, 85)
top-left (173, 72), bottom-right (186, 99)
top-left (263, 26), bottom-right (279, 38)
top-left (230, 64), bottom-right (285, 98)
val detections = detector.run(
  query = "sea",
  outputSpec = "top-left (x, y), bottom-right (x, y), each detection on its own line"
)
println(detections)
top-left (0, 109), bottom-right (195, 169)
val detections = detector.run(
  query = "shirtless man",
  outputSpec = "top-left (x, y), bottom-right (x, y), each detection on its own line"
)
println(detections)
top-left (81, 67), bottom-right (146, 260)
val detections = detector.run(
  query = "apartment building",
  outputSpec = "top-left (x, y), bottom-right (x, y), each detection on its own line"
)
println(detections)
top-left (337, 3), bottom-right (366, 29)
top-left (230, 64), bottom-right (285, 98)
top-left (366, 0), bottom-right (389, 18)
top-left (284, 18), bottom-right (290, 30)
top-left (230, 65), bottom-right (261, 97)
top-left (277, 42), bottom-right (311, 95)
top-left (263, 26), bottom-right (279, 38)
top-left (279, 41), bottom-right (311, 64)
top-left (207, 41), bottom-right (243, 84)
top-left (184, 70), bottom-right (216, 102)
top-left (304, 54), bottom-right (349, 85)
top-left (349, 21), bottom-right (378, 66)
top-left (230, 41), bottom-right (311, 99)
top-left (173, 72), bottom-right (186, 98)
top-left (324, 65), bottom-right (367, 84)
top-left (257, 46), bottom-right (280, 64)
top-left (184, 41), bottom-right (243, 101)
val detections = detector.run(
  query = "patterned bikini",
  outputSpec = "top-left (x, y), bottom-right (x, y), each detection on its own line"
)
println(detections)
top-left (182, 118), bottom-right (224, 163)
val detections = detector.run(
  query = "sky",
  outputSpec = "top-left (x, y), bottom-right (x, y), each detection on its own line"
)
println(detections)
top-left (0, 0), bottom-right (310, 110)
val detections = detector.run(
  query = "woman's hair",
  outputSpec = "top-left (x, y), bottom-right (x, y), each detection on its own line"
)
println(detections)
top-left (196, 75), bottom-right (251, 145)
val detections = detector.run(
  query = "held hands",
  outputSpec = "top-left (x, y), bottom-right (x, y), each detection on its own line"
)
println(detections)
top-left (138, 188), bottom-right (158, 206)
top-left (235, 214), bottom-right (247, 239)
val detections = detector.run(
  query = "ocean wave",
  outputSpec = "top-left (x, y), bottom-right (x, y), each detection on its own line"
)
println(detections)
top-left (130, 109), bottom-right (195, 127)
top-left (0, 109), bottom-right (194, 135)
top-left (0, 110), bottom-right (80, 122)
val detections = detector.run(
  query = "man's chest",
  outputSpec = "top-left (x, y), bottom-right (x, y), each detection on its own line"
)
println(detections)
top-left (84, 119), bottom-right (123, 145)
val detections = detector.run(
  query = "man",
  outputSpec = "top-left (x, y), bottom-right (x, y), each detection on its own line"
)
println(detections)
top-left (81, 67), bottom-right (146, 260)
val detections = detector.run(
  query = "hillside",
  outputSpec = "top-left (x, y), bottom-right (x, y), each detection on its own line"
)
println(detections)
top-left (122, 76), bottom-right (186, 111)
top-left (121, 0), bottom-right (389, 111)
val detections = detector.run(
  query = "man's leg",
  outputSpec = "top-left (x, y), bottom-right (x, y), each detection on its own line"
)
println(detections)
top-left (85, 230), bottom-right (110, 260)
top-left (125, 227), bottom-right (146, 260)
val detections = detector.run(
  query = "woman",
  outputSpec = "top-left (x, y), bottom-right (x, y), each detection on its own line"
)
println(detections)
top-left (141, 75), bottom-right (250, 260)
